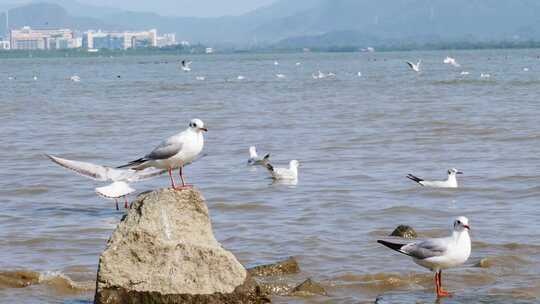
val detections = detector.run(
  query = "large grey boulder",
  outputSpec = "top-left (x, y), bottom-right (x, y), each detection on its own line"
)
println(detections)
top-left (94, 188), bottom-right (268, 304)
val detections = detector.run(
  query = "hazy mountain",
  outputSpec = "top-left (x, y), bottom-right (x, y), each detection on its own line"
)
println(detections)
top-left (2, 0), bottom-right (540, 47)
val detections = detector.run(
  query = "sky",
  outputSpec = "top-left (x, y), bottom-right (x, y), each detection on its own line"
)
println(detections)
top-left (6, 0), bottom-right (279, 17)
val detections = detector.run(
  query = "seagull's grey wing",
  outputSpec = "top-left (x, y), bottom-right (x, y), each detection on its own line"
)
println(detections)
top-left (146, 139), bottom-right (183, 160)
top-left (402, 238), bottom-right (448, 259)
top-left (46, 154), bottom-right (109, 181)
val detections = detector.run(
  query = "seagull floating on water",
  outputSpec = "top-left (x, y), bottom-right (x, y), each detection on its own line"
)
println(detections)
top-left (460, 71), bottom-right (470, 76)
top-left (275, 73), bottom-right (286, 79)
top-left (480, 73), bottom-right (491, 79)
top-left (118, 119), bottom-right (207, 190)
top-left (70, 75), bottom-right (81, 82)
top-left (406, 60), bottom-right (422, 72)
top-left (443, 57), bottom-right (461, 68)
top-left (196, 76), bottom-right (206, 81)
top-left (407, 168), bottom-right (463, 188)
top-left (180, 60), bottom-right (192, 72)
top-left (296, 62), bottom-right (301, 66)
top-left (248, 146), bottom-right (270, 166)
top-left (46, 155), bottom-right (165, 210)
top-left (265, 160), bottom-right (299, 181)
top-left (274, 61), bottom-right (279, 66)
top-left (377, 216), bottom-right (471, 298)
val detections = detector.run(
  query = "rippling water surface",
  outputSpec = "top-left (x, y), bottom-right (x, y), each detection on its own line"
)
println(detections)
top-left (1, 49), bottom-right (540, 303)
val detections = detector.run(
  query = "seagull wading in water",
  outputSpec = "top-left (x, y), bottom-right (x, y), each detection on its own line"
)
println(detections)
top-left (407, 168), bottom-right (463, 188)
top-left (377, 216), bottom-right (471, 298)
top-left (46, 155), bottom-right (165, 210)
top-left (118, 119), bottom-right (207, 190)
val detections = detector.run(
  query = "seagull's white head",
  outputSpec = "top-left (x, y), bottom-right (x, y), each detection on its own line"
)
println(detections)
top-left (249, 146), bottom-right (257, 158)
top-left (290, 160), bottom-right (300, 169)
top-left (448, 168), bottom-right (463, 175)
top-left (189, 119), bottom-right (207, 132)
top-left (453, 216), bottom-right (470, 232)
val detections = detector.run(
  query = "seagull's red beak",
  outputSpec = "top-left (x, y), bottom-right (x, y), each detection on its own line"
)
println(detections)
top-left (200, 128), bottom-right (208, 132)
top-left (463, 224), bottom-right (471, 230)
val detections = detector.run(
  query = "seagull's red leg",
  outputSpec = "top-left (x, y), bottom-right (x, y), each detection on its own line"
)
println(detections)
top-left (436, 271), bottom-right (451, 297)
top-left (175, 166), bottom-right (192, 190)
top-left (124, 197), bottom-right (129, 209)
top-left (168, 168), bottom-right (177, 189)
top-left (115, 199), bottom-right (119, 211)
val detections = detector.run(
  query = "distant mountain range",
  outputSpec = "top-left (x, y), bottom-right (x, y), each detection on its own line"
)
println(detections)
top-left (2, 0), bottom-right (540, 48)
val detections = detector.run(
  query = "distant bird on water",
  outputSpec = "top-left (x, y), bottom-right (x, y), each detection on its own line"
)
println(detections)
top-left (377, 216), bottom-right (471, 298)
top-left (118, 119), bottom-right (207, 190)
top-left (247, 146), bottom-right (270, 166)
top-left (265, 160), bottom-right (299, 181)
top-left (406, 60), bottom-right (422, 72)
top-left (407, 168), bottom-right (463, 188)
top-left (443, 56), bottom-right (460, 67)
top-left (181, 60), bottom-right (192, 72)
top-left (46, 154), bottom-right (165, 210)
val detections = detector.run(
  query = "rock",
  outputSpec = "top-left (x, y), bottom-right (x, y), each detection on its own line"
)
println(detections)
top-left (289, 278), bottom-right (327, 297)
top-left (390, 225), bottom-right (417, 239)
top-left (94, 188), bottom-right (269, 304)
top-left (0, 271), bottom-right (40, 288)
top-left (247, 257), bottom-right (300, 277)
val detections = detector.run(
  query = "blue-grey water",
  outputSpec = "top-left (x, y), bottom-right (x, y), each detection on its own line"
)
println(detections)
top-left (0, 50), bottom-right (539, 303)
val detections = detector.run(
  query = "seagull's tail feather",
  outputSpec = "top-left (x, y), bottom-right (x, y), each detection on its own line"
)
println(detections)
top-left (407, 174), bottom-right (424, 185)
top-left (377, 240), bottom-right (409, 256)
top-left (117, 158), bottom-right (146, 169)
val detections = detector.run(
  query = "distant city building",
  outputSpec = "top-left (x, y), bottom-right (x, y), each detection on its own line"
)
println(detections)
top-left (0, 40), bottom-right (10, 50)
top-left (156, 33), bottom-right (177, 48)
top-left (205, 47), bottom-right (214, 54)
top-left (10, 26), bottom-right (76, 50)
top-left (83, 29), bottom-right (157, 50)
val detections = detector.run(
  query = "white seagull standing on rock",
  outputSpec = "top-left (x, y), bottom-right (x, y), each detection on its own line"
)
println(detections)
top-left (46, 154), bottom-right (165, 210)
top-left (378, 216), bottom-right (471, 298)
top-left (265, 160), bottom-right (299, 181)
top-left (247, 146), bottom-right (270, 166)
top-left (406, 60), bottom-right (422, 72)
top-left (118, 119), bottom-right (207, 190)
top-left (407, 168), bottom-right (463, 188)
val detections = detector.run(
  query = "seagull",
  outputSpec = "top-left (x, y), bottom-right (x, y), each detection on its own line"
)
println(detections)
top-left (443, 57), bottom-right (460, 67)
top-left (265, 160), bottom-right (299, 181)
top-left (46, 154), bottom-right (165, 210)
top-left (237, 75), bottom-right (245, 80)
top-left (33, 75), bottom-right (38, 80)
top-left (196, 76), bottom-right (206, 81)
top-left (407, 168), bottom-right (463, 188)
top-left (377, 216), bottom-right (471, 298)
top-left (118, 119), bottom-right (207, 190)
top-left (480, 73), bottom-right (491, 79)
top-left (460, 71), bottom-right (470, 76)
top-left (248, 146), bottom-right (270, 166)
top-left (275, 73), bottom-right (286, 79)
top-left (357, 72), bottom-right (362, 77)
top-left (523, 67), bottom-right (530, 72)
top-left (295, 62), bottom-right (301, 66)
top-left (181, 60), bottom-right (192, 72)
top-left (406, 60), bottom-right (422, 72)
top-left (70, 75), bottom-right (81, 82)
top-left (312, 71), bottom-right (327, 79)
top-left (274, 61), bottom-right (279, 66)
top-left (8, 76), bottom-right (15, 80)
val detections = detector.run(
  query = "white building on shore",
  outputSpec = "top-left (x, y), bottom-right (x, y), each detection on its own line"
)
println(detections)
top-left (10, 26), bottom-right (76, 50)
top-left (83, 29), bottom-right (158, 50)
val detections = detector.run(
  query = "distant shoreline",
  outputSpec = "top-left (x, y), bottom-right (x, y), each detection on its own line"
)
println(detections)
top-left (1, 41), bottom-right (540, 59)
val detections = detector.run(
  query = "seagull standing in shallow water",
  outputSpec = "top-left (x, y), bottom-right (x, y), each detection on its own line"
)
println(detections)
top-left (118, 119), bottom-right (207, 190)
top-left (407, 168), bottom-right (463, 188)
top-left (406, 60), bottom-right (422, 72)
top-left (247, 146), bottom-right (270, 166)
top-left (46, 155), bottom-right (165, 210)
top-left (377, 216), bottom-right (471, 298)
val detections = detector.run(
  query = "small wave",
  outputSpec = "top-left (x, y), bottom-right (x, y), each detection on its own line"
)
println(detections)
top-left (474, 255), bottom-right (531, 269)
top-left (0, 270), bottom-right (94, 292)
top-left (212, 202), bottom-right (275, 212)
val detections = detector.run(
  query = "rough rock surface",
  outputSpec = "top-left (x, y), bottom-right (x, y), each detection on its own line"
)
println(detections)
top-left (290, 278), bottom-right (327, 296)
top-left (94, 188), bottom-right (268, 304)
top-left (247, 257), bottom-right (300, 277)
top-left (390, 225), bottom-right (418, 239)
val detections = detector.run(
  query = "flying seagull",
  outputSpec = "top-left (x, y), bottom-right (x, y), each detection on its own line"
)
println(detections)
top-left (247, 146), bottom-right (270, 166)
top-left (406, 60), bottom-right (422, 72)
top-left (265, 160), bottom-right (299, 181)
top-left (46, 154), bottom-right (165, 210)
top-left (443, 57), bottom-right (460, 67)
top-left (377, 216), bottom-right (471, 298)
top-left (118, 119), bottom-right (207, 190)
top-left (407, 168), bottom-right (463, 188)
